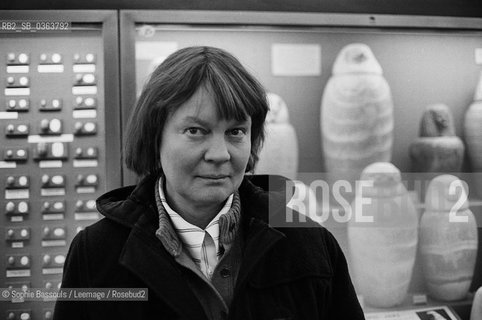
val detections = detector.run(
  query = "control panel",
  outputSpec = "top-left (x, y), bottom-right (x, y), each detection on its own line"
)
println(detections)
top-left (0, 29), bottom-right (110, 318)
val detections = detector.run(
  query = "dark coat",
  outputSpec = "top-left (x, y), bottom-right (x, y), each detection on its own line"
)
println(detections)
top-left (54, 175), bottom-right (365, 320)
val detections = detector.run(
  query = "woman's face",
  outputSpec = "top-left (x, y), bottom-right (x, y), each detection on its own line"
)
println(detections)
top-left (160, 86), bottom-right (251, 214)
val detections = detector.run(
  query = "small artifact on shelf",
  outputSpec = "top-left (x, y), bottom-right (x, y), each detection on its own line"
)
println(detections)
top-left (420, 174), bottom-right (478, 301)
top-left (321, 43), bottom-right (393, 185)
top-left (410, 104), bottom-right (464, 172)
top-left (348, 162), bottom-right (418, 308)
top-left (255, 92), bottom-right (299, 180)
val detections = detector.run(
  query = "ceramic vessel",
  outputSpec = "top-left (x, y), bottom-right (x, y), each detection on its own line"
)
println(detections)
top-left (348, 162), bottom-right (418, 307)
top-left (410, 104), bottom-right (464, 172)
top-left (321, 43), bottom-right (393, 184)
top-left (256, 92), bottom-right (299, 180)
top-left (464, 71), bottom-right (482, 195)
top-left (471, 286), bottom-right (482, 320)
top-left (420, 175), bottom-right (478, 301)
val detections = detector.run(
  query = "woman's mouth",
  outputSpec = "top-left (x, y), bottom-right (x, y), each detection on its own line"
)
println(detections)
top-left (199, 175), bottom-right (229, 180)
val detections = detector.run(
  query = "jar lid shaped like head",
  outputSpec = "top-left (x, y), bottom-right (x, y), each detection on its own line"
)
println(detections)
top-left (419, 104), bottom-right (456, 137)
top-left (357, 162), bottom-right (406, 198)
top-left (332, 43), bottom-right (383, 75)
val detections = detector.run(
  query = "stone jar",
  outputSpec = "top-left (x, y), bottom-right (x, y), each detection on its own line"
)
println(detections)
top-left (410, 104), bottom-right (464, 172)
top-left (471, 286), bottom-right (482, 320)
top-left (348, 162), bottom-right (418, 307)
top-left (420, 174), bottom-right (478, 301)
top-left (255, 92), bottom-right (299, 180)
top-left (321, 43), bottom-right (393, 185)
top-left (464, 71), bottom-right (482, 195)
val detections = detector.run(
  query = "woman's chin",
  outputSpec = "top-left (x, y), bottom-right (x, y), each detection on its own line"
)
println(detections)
top-left (194, 188), bottom-right (232, 206)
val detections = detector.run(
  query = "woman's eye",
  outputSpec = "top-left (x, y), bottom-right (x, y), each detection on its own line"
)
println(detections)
top-left (185, 127), bottom-right (204, 135)
top-left (229, 128), bottom-right (246, 136)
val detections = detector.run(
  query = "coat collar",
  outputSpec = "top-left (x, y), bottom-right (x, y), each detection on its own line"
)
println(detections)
top-left (96, 174), bottom-right (158, 229)
top-left (153, 175), bottom-right (242, 259)
top-left (120, 211), bottom-right (208, 319)
top-left (96, 174), bottom-right (294, 229)
top-left (97, 174), bottom-right (290, 320)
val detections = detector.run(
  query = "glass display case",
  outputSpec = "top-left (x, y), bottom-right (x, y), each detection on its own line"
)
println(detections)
top-left (0, 8), bottom-right (480, 319)
top-left (120, 10), bottom-right (482, 319)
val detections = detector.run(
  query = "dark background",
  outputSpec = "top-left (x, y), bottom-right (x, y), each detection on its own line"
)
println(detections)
top-left (1, 0), bottom-right (481, 18)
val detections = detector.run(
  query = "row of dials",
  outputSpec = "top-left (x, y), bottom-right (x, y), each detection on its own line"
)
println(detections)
top-left (5, 119), bottom-right (97, 136)
top-left (4, 120), bottom-right (98, 136)
top-left (5, 199), bottom-right (97, 217)
top-left (5, 74), bottom-right (97, 87)
top-left (6, 253), bottom-right (66, 273)
top-left (6, 280), bottom-right (61, 291)
top-left (5, 97), bottom-right (97, 112)
top-left (3, 144), bottom-right (98, 162)
top-left (6, 226), bottom-right (67, 242)
top-left (6, 309), bottom-right (53, 320)
top-left (4, 174), bottom-right (99, 190)
top-left (6, 52), bottom-right (96, 65)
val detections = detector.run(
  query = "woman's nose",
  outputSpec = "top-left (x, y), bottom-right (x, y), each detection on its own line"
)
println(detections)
top-left (204, 136), bottom-right (230, 162)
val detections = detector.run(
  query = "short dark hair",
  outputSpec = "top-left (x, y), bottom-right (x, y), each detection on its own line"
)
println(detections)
top-left (125, 46), bottom-right (269, 177)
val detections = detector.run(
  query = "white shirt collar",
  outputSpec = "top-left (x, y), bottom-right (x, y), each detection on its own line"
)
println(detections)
top-left (157, 177), bottom-right (234, 255)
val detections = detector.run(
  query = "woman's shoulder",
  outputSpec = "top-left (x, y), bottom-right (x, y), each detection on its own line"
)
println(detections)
top-left (70, 219), bottom-right (129, 256)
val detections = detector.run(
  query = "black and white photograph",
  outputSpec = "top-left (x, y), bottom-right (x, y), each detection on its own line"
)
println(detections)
top-left (0, 1), bottom-right (481, 319)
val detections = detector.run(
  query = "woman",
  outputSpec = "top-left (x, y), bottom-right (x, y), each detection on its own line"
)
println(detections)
top-left (54, 46), bottom-right (364, 319)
